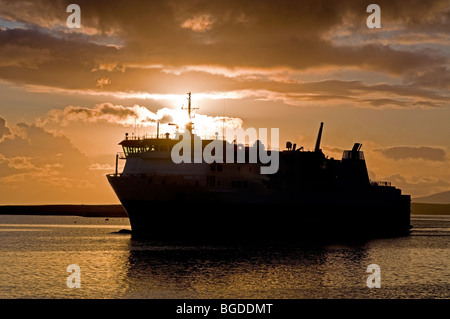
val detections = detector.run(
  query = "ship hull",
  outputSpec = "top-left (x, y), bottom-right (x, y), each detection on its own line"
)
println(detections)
top-left (120, 201), bottom-right (411, 241)
top-left (107, 175), bottom-right (411, 241)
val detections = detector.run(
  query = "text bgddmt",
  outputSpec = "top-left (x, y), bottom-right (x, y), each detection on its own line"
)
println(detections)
top-left (221, 303), bottom-right (272, 314)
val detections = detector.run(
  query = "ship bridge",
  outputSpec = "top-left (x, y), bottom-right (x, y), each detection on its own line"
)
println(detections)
top-left (120, 135), bottom-right (177, 157)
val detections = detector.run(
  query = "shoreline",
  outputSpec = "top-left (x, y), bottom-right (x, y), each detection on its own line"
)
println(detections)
top-left (410, 203), bottom-right (450, 215)
top-left (0, 205), bottom-right (127, 218)
top-left (0, 203), bottom-right (448, 217)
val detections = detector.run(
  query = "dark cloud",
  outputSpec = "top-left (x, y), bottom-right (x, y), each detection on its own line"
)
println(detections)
top-left (379, 0), bottom-right (450, 33)
top-left (362, 99), bottom-right (408, 108)
top-left (0, 1), bottom-right (448, 83)
top-left (158, 114), bottom-right (174, 124)
top-left (0, 122), bottom-right (89, 167)
top-left (57, 103), bottom-right (137, 121)
top-left (0, 0), bottom-right (447, 113)
top-left (379, 146), bottom-right (447, 161)
top-left (0, 118), bottom-right (109, 203)
top-left (0, 116), bottom-right (11, 138)
top-left (0, 26), bottom-right (119, 88)
top-left (404, 67), bottom-right (450, 89)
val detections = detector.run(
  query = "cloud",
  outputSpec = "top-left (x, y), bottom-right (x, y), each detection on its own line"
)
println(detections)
top-left (181, 14), bottom-right (215, 32)
top-left (382, 174), bottom-right (450, 198)
top-left (192, 114), bottom-right (243, 138)
top-left (0, 116), bottom-right (11, 139)
top-left (25, 76), bottom-right (449, 110)
top-left (403, 67), bottom-right (450, 89)
top-left (41, 103), bottom-right (176, 128)
top-left (0, 0), bottom-right (447, 103)
top-left (379, 146), bottom-right (447, 161)
top-left (0, 122), bottom-right (90, 169)
top-left (42, 103), bottom-right (147, 126)
top-left (0, 43), bottom-right (52, 68)
top-left (96, 77), bottom-right (111, 88)
top-left (0, 119), bottom-right (103, 203)
top-left (89, 163), bottom-right (115, 171)
top-left (40, 102), bottom-right (243, 138)
top-left (0, 26), bottom-right (120, 89)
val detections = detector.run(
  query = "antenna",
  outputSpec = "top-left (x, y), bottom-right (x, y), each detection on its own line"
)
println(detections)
top-left (182, 92), bottom-right (199, 120)
top-left (222, 99), bottom-right (225, 141)
top-left (156, 121), bottom-right (159, 139)
top-left (182, 92), bottom-right (199, 134)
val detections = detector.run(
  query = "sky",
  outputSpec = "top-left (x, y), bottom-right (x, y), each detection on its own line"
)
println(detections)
top-left (0, 0), bottom-right (449, 204)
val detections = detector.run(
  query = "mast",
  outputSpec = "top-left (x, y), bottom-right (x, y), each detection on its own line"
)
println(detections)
top-left (156, 121), bottom-right (159, 139)
top-left (182, 92), bottom-right (198, 135)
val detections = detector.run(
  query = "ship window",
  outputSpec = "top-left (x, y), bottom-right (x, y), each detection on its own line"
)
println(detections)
top-left (210, 165), bottom-right (216, 172)
top-left (217, 165), bottom-right (223, 172)
top-left (123, 146), bottom-right (151, 154)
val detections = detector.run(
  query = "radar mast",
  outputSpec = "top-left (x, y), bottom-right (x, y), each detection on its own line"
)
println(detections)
top-left (182, 92), bottom-right (198, 135)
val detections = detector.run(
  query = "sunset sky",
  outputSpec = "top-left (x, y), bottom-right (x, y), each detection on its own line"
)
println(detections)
top-left (0, 0), bottom-right (449, 204)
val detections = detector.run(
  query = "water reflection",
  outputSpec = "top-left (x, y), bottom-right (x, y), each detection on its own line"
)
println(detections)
top-left (123, 238), bottom-right (371, 298)
top-left (1, 215), bottom-right (448, 299)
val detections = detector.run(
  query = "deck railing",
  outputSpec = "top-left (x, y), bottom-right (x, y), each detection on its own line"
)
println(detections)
top-left (371, 181), bottom-right (392, 187)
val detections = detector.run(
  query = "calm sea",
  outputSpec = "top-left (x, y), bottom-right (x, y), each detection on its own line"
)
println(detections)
top-left (0, 214), bottom-right (448, 299)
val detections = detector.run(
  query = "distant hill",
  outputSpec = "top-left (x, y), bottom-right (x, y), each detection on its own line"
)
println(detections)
top-left (413, 191), bottom-right (450, 204)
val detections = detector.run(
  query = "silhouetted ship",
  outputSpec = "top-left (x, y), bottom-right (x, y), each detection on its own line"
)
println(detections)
top-left (107, 93), bottom-right (411, 240)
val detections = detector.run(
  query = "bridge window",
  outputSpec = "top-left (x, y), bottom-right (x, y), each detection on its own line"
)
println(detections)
top-left (122, 146), bottom-right (151, 156)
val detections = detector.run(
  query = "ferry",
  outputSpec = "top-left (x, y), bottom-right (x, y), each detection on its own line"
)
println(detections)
top-left (107, 93), bottom-right (411, 240)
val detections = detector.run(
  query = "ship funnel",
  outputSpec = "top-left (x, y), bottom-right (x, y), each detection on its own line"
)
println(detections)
top-left (314, 122), bottom-right (324, 152)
